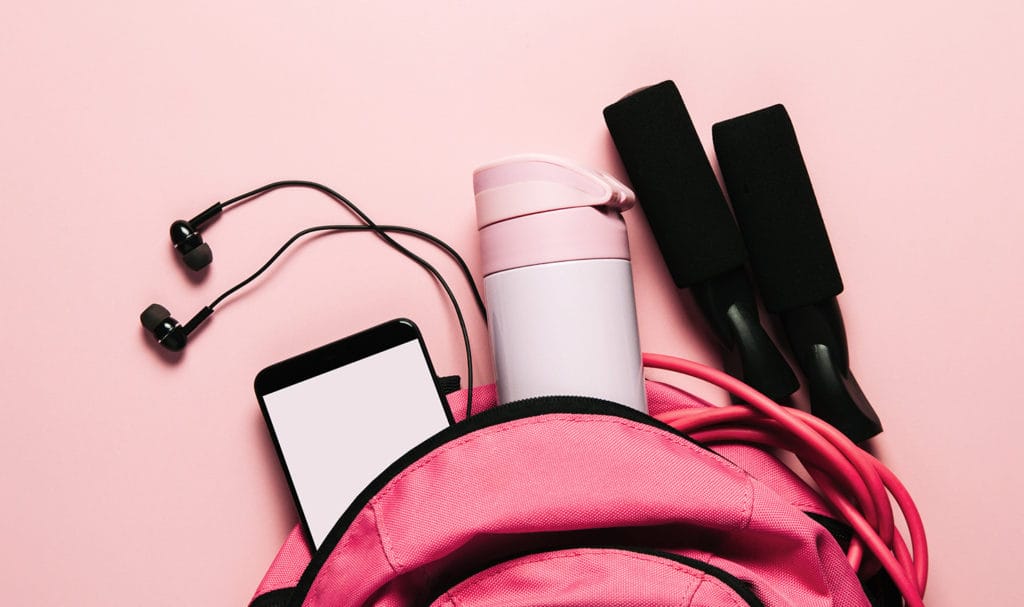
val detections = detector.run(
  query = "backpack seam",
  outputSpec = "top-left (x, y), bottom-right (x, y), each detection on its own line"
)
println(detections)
top-left (683, 568), bottom-right (707, 607)
top-left (309, 506), bottom-right (393, 605)
top-left (445, 548), bottom-right (712, 604)
top-left (372, 500), bottom-right (402, 573)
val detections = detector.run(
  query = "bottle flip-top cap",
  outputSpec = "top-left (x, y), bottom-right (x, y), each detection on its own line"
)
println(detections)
top-left (474, 155), bottom-right (636, 276)
top-left (474, 154), bottom-right (635, 228)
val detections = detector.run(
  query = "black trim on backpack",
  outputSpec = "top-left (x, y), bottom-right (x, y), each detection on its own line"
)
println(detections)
top-left (805, 512), bottom-right (902, 607)
top-left (862, 569), bottom-right (902, 607)
top-left (806, 511), bottom-right (854, 549)
top-left (422, 545), bottom-right (766, 607)
top-left (249, 587), bottom-right (294, 607)
top-left (285, 395), bottom-right (723, 606)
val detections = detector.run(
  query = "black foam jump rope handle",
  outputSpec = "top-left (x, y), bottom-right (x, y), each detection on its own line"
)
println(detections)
top-left (604, 81), bottom-right (798, 402)
top-left (604, 81), bottom-right (745, 287)
top-left (713, 104), bottom-right (882, 442)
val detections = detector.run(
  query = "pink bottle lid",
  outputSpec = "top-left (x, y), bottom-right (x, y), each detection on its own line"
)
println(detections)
top-left (474, 155), bottom-right (636, 276)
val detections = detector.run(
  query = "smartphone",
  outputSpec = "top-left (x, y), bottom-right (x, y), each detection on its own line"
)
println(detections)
top-left (255, 318), bottom-right (453, 550)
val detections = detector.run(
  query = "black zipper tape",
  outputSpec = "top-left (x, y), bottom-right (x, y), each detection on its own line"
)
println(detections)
top-left (424, 545), bottom-right (765, 607)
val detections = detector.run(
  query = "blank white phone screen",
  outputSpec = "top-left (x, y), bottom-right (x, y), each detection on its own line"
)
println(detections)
top-left (262, 340), bottom-right (450, 549)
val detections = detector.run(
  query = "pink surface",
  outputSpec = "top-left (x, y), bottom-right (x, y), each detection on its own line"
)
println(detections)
top-left (0, 2), bottom-right (1021, 605)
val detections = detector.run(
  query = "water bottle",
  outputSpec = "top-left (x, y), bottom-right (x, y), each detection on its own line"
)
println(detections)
top-left (474, 154), bottom-right (647, 412)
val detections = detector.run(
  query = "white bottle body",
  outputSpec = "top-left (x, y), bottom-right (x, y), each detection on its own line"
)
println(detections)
top-left (484, 258), bottom-right (647, 411)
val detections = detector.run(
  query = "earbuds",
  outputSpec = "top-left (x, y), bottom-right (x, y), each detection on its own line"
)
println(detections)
top-left (139, 179), bottom-right (484, 416)
top-left (145, 200), bottom-right (223, 351)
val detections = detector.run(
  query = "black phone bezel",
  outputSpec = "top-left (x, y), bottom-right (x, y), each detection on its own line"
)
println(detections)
top-left (254, 318), bottom-right (454, 550)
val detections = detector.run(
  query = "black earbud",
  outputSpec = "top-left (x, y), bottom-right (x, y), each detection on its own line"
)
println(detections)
top-left (170, 220), bottom-right (213, 271)
top-left (140, 303), bottom-right (213, 352)
top-left (140, 304), bottom-right (187, 351)
top-left (169, 203), bottom-right (223, 271)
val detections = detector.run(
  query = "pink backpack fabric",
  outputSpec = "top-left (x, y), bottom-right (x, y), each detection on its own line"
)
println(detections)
top-left (248, 379), bottom-right (893, 607)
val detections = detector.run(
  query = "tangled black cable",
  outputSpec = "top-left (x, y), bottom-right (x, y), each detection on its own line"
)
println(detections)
top-left (203, 181), bottom-right (485, 417)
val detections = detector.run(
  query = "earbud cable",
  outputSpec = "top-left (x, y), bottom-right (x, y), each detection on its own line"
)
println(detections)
top-left (213, 180), bottom-right (484, 416)
top-left (217, 180), bottom-right (486, 317)
top-left (206, 223), bottom-right (480, 417)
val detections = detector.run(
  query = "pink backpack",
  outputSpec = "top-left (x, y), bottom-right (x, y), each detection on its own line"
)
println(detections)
top-left (248, 354), bottom-right (925, 607)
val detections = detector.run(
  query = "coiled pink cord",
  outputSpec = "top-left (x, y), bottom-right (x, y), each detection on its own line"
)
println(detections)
top-left (644, 353), bottom-right (928, 607)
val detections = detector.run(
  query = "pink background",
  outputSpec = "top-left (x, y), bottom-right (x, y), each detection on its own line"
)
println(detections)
top-left (1, 2), bottom-right (1020, 604)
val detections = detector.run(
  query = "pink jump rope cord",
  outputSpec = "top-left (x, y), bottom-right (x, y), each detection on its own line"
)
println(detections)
top-left (644, 353), bottom-right (928, 607)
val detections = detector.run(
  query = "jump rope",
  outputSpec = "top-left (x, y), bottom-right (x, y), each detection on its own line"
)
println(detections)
top-left (143, 181), bottom-right (927, 606)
